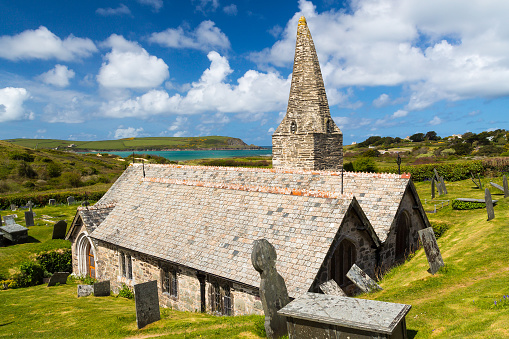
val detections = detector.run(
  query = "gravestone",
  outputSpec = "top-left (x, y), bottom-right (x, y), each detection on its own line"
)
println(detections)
top-left (47, 272), bottom-right (70, 286)
top-left (278, 293), bottom-right (411, 339)
top-left (319, 279), bottom-right (346, 296)
top-left (134, 280), bottom-right (160, 329)
top-left (0, 215), bottom-right (2, 227)
top-left (485, 188), bottom-right (495, 221)
top-left (24, 211), bottom-right (35, 227)
top-left (431, 177), bottom-right (436, 199)
top-left (27, 201), bottom-right (34, 213)
top-left (490, 182), bottom-right (504, 192)
top-left (10, 204), bottom-right (16, 211)
top-left (81, 200), bottom-right (89, 207)
top-left (78, 284), bottom-right (93, 298)
top-left (437, 178), bottom-right (444, 196)
top-left (441, 177), bottom-right (448, 194)
top-left (48, 199), bottom-right (56, 206)
top-left (418, 227), bottom-right (444, 274)
top-left (504, 175), bottom-right (509, 198)
top-left (3, 215), bottom-right (15, 225)
top-left (251, 239), bottom-right (290, 339)
top-left (477, 172), bottom-right (483, 189)
top-left (52, 220), bottom-right (68, 239)
top-left (346, 264), bottom-right (382, 294)
top-left (67, 196), bottom-right (75, 205)
top-left (93, 280), bottom-right (111, 297)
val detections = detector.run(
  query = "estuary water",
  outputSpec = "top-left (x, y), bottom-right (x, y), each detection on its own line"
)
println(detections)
top-left (90, 148), bottom-right (272, 161)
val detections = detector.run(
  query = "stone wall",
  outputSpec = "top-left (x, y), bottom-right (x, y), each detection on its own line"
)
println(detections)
top-left (94, 240), bottom-right (263, 315)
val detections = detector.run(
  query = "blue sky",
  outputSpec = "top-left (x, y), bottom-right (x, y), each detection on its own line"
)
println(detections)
top-left (0, 0), bottom-right (508, 146)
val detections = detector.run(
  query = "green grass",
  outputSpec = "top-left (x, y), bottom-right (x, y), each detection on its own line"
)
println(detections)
top-left (0, 203), bottom-right (80, 278)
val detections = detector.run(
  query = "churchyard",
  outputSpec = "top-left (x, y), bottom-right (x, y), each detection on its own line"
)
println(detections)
top-left (0, 174), bottom-right (507, 338)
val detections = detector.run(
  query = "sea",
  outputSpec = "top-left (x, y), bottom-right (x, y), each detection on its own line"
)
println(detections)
top-left (89, 148), bottom-right (272, 161)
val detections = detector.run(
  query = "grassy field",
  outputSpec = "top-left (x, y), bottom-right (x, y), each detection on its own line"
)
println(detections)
top-left (1, 175), bottom-right (508, 337)
top-left (5, 136), bottom-right (256, 151)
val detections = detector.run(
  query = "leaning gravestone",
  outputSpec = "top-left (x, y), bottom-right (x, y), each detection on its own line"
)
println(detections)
top-left (47, 272), bottom-right (70, 286)
top-left (252, 239), bottom-right (290, 339)
top-left (52, 220), bottom-right (68, 239)
top-left (418, 227), bottom-right (444, 274)
top-left (504, 175), bottom-right (509, 198)
top-left (431, 177), bottom-right (436, 199)
top-left (78, 284), bottom-right (93, 298)
top-left (485, 188), bottom-right (495, 221)
top-left (24, 211), bottom-right (34, 227)
top-left (346, 264), bottom-right (382, 294)
top-left (67, 196), bottom-right (75, 205)
top-left (93, 280), bottom-right (111, 297)
top-left (319, 280), bottom-right (346, 296)
top-left (134, 280), bottom-right (160, 329)
top-left (441, 177), bottom-right (448, 194)
top-left (490, 181), bottom-right (505, 193)
top-left (48, 199), bottom-right (56, 206)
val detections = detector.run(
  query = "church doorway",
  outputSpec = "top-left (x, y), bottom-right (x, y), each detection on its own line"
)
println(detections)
top-left (76, 233), bottom-right (96, 278)
top-left (395, 211), bottom-right (410, 260)
top-left (86, 242), bottom-right (96, 279)
top-left (330, 239), bottom-right (356, 288)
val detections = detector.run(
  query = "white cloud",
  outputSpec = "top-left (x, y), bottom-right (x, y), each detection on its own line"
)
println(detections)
top-left (96, 4), bottom-right (132, 16)
top-left (252, 0), bottom-right (509, 110)
top-left (193, 0), bottom-right (219, 13)
top-left (391, 109), bottom-right (408, 118)
top-left (137, 0), bottom-right (163, 12)
top-left (36, 129), bottom-right (46, 133)
top-left (149, 21), bottom-right (230, 52)
top-left (168, 116), bottom-right (188, 131)
top-left (101, 51), bottom-right (291, 118)
top-left (429, 116), bottom-right (443, 126)
top-left (38, 65), bottom-right (75, 87)
top-left (223, 4), bottom-right (238, 15)
top-left (0, 87), bottom-right (33, 122)
top-left (267, 127), bottom-right (275, 134)
top-left (172, 130), bottom-right (188, 137)
top-left (114, 126), bottom-right (145, 139)
top-left (0, 26), bottom-right (97, 61)
top-left (97, 35), bottom-right (169, 89)
top-left (373, 93), bottom-right (391, 107)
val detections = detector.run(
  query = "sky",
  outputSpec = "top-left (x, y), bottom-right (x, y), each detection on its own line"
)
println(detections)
top-left (0, 0), bottom-right (508, 146)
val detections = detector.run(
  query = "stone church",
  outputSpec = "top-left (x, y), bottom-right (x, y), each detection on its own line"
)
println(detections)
top-left (66, 17), bottom-right (429, 316)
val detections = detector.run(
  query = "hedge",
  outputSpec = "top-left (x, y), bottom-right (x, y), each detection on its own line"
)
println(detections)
top-left (0, 190), bottom-right (106, 210)
top-left (452, 199), bottom-right (486, 210)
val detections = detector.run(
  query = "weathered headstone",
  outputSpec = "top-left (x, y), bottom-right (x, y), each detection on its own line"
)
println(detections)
top-left (433, 168), bottom-right (439, 181)
top-left (477, 172), bottom-right (483, 189)
top-left (3, 215), bottom-right (15, 225)
top-left (437, 178), bottom-right (444, 196)
top-left (251, 239), bottom-right (290, 339)
top-left (504, 175), bottom-right (509, 198)
top-left (93, 280), bottom-right (111, 297)
top-left (78, 284), bottom-right (93, 298)
top-left (441, 177), bottom-right (448, 194)
top-left (485, 188), bottom-right (495, 221)
top-left (134, 280), bottom-right (160, 329)
top-left (0, 223), bottom-right (28, 243)
top-left (24, 211), bottom-right (34, 227)
top-left (490, 182), bottom-right (504, 192)
top-left (27, 201), bottom-right (34, 213)
top-left (67, 196), bottom-right (75, 205)
top-left (52, 220), bottom-right (67, 239)
top-left (48, 199), bottom-right (56, 206)
top-left (418, 227), bottom-right (444, 274)
top-left (47, 272), bottom-right (70, 286)
top-left (346, 264), bottom-right (382, 293)
top-left (10, 204), bottom-right (16, 211)
top-left (431, 177), bottom-right (436, 199)
top-left (319, 279), bottom-right (346, 296)
top-left (278, 293), bottom-right (411, 339)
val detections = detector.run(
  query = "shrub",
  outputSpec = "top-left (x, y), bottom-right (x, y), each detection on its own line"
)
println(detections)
top-left (0, 190), bottom-right (106, 209)
top-left (62, 171), bottom-right (82, 188)
top-left (452, 199), bottom-right (486, 210)
top-left (9, 151), bottom-right (35, 162)
top-left (17, 161), bottom-right (38, 178)
top-left (362, 149), bottom-right (380, 157)
top-left (118, 284), bottom-right (134, 299)
top-left (353, 157), bottom-right (377, 173)
top-left (431, 222), bottom-right (450, 238)
top-left (0, 279), bottom-right (17, 290)
top-left (36, 249), bottom-right (72, 274)
top-left (343, 162), bottom-right (354, 171)
top-left (15, 261), bottom-right (44, 287)
top-left (452, 143), bottom-right (473, 155)
top-left (46, 162), bottom-right (62, 178)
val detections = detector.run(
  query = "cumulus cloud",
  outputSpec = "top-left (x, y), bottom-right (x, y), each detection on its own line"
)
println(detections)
top-left (38, 65), bottom-right (75, 87)
top-left (97, 34), bottom-right (169, 89)
top-left (373, 94), bottom-right (391, 107)
top-left (391, 109), bottom-right (408, 118)
top-left (137, 0), bottom-right (163, 12)
top-left (0, 87), bottom-right (33, 122)
top-left (252, 0), bottom-right (509, 110)
top-left (0, 26), bottom-right (97, 61)
top-left (193, 0), bottom-right (219, 13)
top-left (267, 127), bottom-right (275, 134)
top-left (114, 126), bottom-right (145, 139)
top-left (429, 116), bottom-right (443, 126)
top-left (96, 4), bottom-right (132, 16)
top-left (101, 51), bottom-right (290, 118)
top-left (149, 21), bottom-right (230, 52)
top-left (223, 4), bottom-right (238, 15)
top-left (168, 116), bottom-right (188, 131)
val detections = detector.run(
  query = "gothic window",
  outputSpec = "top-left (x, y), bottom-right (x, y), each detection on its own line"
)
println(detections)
top-left (119, 252), bottom-right (133, 279)
top-left (395, 211), bottom-right (410, 260)
top-left (211, 281), bottom-right (233, 316)
top-left (330, 239), bottom-right (356, 287)
top-left (126, 254), bottom-right (133, 279)
top-left (120, 252), bottom-right (126, 277)
top-left (162, 266), bottom-right (178, 298)
top-left (290, 121), bottom-right (297, 134)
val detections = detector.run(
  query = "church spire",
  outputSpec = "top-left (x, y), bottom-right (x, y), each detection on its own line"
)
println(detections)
top-left (272, 16), bottom-right (343, 171)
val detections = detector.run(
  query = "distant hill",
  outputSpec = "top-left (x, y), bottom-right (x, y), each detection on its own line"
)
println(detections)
top-left (4, 136), bottom-right (262, 151)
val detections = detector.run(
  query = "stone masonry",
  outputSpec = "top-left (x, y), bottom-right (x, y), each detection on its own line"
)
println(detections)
top-left (272, 16), bottom-right (343, 171)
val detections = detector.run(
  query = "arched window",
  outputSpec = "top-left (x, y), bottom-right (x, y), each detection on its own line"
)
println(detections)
top-left (86, 242), bottom-right (96, 279)
top-left (76, 233), bottom-right (96, 278)
top-left (290, 121), bottom-right (297, 134)
top-left (330, 239), bottom-right (356, 287)
top-left (395, 211), bottom-right (410, 260)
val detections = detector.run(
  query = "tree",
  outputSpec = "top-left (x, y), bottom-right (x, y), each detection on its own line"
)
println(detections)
top-left (409, 133), bottom-right (425, 142)
top-left (425, 131), bottom-right (439, 141)
top-left (353, 157), bottom-right (377, 173)
top-left (452, 142), bottom-right (473, 155)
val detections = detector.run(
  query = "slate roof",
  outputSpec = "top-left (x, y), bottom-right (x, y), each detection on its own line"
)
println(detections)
top-left (91, 175), bottom-right (374, 298)
top-left (66, 205), bottom-right (115, 240)
top-left (96, 164), bottom-right (413, 242)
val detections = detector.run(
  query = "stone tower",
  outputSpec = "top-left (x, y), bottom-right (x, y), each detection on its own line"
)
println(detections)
top-left (272, 16), bottom-right (343, 171)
